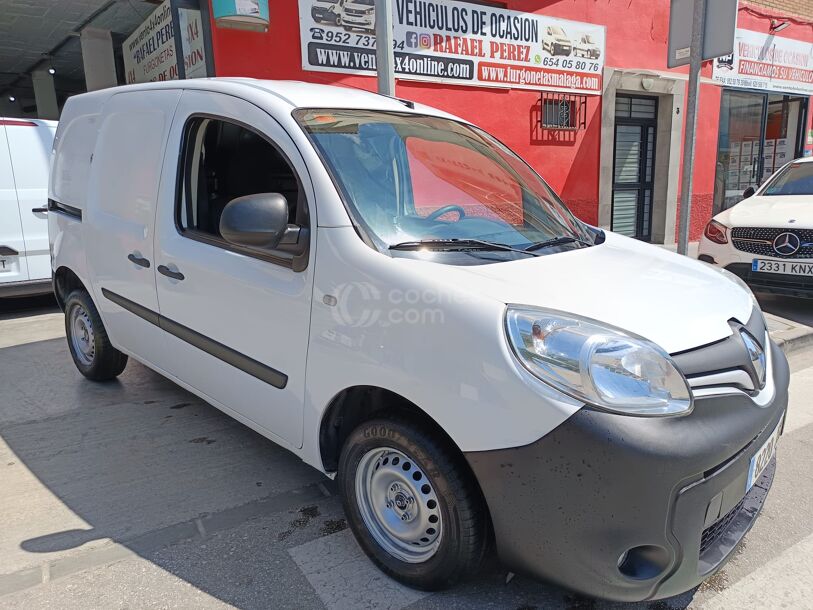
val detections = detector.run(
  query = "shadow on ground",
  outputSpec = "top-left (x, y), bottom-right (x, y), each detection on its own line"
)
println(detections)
top-left (0, 312), bottom-right (698, 609)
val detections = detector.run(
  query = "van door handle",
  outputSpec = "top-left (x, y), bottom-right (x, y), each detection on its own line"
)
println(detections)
top-left (31, 206), bottom-right (48, 214)
top-left (157, 264), bottom-right (185, 281)
top-left (127, 253), bottom-right (151, 268)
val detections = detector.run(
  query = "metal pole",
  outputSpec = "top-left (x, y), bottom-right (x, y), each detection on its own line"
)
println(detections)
top-left (197, 0), bottom-right (217, 77)
top-left (375, 0), bottom-right (395, 95)
top-left (677, 0), bottom-right (705, 255)
top-left (169, 0), bottom-right (187, 80)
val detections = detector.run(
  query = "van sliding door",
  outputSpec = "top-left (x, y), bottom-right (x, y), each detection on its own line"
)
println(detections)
top-left (84, 90), bottom-right (182, 368)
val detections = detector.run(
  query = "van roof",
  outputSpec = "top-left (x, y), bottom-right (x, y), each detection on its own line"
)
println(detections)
top-left (66, 78), bottom-right (464, 122)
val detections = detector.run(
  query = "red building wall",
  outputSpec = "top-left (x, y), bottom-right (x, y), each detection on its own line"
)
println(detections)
top-left (209, 1), bottom-right (813, 241)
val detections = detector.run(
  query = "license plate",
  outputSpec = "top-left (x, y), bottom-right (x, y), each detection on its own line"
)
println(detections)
top-left (752, 259), bottom-right (813, 276)
top-left (746, 415), bottom-right (783, 492)
top-left (0, 258), bottom-right (10, 273)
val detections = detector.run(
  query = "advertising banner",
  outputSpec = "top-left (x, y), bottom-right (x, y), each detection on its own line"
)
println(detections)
top-left (123, 0), bottom-right (208, 84)
top-left (712, 28), bottom-right (813, 95)
top-left (299, 0), bottom-right (605, 94)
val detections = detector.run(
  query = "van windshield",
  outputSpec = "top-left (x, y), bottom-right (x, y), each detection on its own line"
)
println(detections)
top-left (295, 109), bottom-right (593, 258)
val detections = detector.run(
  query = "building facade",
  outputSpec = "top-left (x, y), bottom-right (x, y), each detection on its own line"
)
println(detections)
top-left (204, 0), bottom-right (813, 243)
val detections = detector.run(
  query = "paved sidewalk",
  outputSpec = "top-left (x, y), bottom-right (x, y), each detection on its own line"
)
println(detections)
top-left (764, 311), bottom-right (813, 356)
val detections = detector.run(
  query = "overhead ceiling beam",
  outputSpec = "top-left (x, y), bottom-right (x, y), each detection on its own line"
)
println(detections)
top-left (0, 0), bottom-right (118, 98)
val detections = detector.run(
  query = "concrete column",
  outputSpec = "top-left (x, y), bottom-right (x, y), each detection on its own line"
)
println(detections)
top-left (80, 27), bottom-right (118, 91)
top-left (31, 70), bottom-right (59, 120)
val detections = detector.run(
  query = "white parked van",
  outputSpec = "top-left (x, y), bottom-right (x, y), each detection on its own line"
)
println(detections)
top-left (1, 118), bottom-right (56, 297)
top-left (50, 79), bottom-right (788, 602)
top-left (542, 25), bottom-right (572, 56)
top-left (311, 0), bottom-right (346, 26)
top-left (341, 0), bottom-right (374, 32)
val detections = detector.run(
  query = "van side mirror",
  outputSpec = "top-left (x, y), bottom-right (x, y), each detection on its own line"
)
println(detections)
top-left (220, 193), bottom-right (289, 250)
top-left (742, 186), bottom-right (756, 199)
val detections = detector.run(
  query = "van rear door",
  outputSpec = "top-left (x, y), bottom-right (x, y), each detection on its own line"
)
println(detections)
top-left (0, 120), bottom-right (29, 284)
top-left (85, 90), bottom-right (182, 366)
top-left (5, 119), bottom-right (55, 282)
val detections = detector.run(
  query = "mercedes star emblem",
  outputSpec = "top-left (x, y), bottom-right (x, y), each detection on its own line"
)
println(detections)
top-left (773, 232), bottom-right (801, 256)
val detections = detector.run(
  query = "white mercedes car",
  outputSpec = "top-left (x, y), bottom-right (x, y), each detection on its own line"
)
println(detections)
top-left (699, 157), bottom-right (813, 298)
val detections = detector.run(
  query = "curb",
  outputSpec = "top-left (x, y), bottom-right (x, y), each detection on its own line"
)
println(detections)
top-left (766, 313), bottom-right (813, 357)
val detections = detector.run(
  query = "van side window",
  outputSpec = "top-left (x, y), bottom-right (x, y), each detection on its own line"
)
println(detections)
top-left (177, 118), bottom-right (307, 242)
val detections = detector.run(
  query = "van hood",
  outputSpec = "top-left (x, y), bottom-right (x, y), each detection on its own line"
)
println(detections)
top-left (717, 195), bottom-right (813, 229)
top-left (414, 232), bottom-right (754, 354)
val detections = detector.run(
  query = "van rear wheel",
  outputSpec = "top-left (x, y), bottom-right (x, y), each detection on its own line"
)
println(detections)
top-left (338, 416), bottom-right (488, 590)
top-left (65, 289), bottom-right (128, 381)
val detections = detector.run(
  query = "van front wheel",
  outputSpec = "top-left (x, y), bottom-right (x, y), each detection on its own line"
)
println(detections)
top-left (338, 416), bottom-right (488, 590)
top-left (65, 289), bottom-right (128, 381)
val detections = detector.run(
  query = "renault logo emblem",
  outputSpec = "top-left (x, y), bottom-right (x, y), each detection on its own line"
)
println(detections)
top-left (740, 329), bottom-right (766, 390)
top-left (773, 232), bottom-right (800, 256)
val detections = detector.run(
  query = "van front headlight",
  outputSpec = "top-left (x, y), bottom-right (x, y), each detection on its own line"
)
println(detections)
top-left (505, 306), bottom-right (692, 416)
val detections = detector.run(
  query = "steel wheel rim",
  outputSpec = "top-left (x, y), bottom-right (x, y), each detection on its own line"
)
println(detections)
top-left (355, 447), bottom-right (443, 563)
top-left (69, 304), bottom-right (95, 366)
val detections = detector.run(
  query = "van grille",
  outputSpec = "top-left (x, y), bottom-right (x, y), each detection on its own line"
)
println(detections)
top-left (700, 497), bottom-right (745, 556)
top-left (671, 305), bottom-right (766, 393)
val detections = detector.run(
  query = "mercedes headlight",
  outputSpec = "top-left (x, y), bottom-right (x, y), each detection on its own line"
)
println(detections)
top-left (505, 306), bottom-right (692, 416)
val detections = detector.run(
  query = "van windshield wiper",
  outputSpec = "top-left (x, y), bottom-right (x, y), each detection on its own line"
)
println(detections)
top-left (524, 235), bottom-right (590, 252)
top-left (389, 238), bottom-right (540, 256)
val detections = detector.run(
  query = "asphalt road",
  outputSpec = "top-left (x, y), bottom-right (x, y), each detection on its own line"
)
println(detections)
top-left (757, 292), bottom-right (813, 329)
top-left (1, 295), bottom-right (812, 610)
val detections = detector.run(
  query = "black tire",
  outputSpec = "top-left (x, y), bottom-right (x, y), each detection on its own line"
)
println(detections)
top-left (338, 415), bottom-right (489, 590)
top-left (64, 289), bottom-right (128, 381)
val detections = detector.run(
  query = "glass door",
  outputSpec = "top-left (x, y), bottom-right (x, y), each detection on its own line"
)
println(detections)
top-left (714, 90), bottom-right (808, 212)
top-left (612, 95), bottom-right (657, 240)
top-left (762, 95), bottom-right (806, 182)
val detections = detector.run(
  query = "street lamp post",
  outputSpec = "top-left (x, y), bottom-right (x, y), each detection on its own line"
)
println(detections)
top-left (375, 0), bottom-right (395, 96)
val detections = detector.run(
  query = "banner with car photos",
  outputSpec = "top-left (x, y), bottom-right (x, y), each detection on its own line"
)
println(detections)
top-left (712, 28), bottom-right (813, 96)
top-left (299, 0), bottom-right (606, 94)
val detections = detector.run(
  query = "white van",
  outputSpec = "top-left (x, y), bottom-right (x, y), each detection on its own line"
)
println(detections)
top-left (311, 0), bottom-right (346, 26)
top-left (341, 0), bottom-right (375, 32)
top-left (1, 118), bottom-right (56, 297)
top-left (50, 80), bottom-right (788, 602)
top-left (542, 25), bottom-right (572, 56)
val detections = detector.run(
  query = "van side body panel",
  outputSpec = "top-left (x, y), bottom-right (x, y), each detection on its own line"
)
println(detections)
top-left (300, 226), bottom-right (583, 470)
top-left (50, 92), bottom-right (112, 212)
top-left (83, 89), bottom-right (182, 366)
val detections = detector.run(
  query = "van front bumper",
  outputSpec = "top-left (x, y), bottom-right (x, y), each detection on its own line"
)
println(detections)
top-left (465, 340), bottom-right (789, 602)
top-left (343, 14), bottom-right (373, 29)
